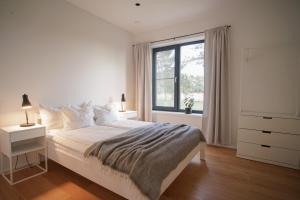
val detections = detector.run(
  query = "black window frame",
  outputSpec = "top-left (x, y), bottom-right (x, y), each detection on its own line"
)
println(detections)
top-left (152, 40), bottom-right (205, 114)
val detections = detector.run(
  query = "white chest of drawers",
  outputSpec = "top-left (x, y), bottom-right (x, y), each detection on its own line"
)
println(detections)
top-left (237, 115), bottom-right (300, 169)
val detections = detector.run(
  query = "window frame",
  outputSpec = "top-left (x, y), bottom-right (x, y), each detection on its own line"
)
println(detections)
top-left (152, 40), bottom-right (205, 114)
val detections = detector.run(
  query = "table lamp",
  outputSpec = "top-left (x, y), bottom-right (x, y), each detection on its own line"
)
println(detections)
top-left (120, 93), bottom-right (126, 112)
top-left (20, 94), bottom-right (35, 127)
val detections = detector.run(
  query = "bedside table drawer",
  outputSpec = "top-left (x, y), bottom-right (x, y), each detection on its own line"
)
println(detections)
top-left (119, 111), bottom-right (137, 119)
top-left (11, 128), bottom-right (45, 142)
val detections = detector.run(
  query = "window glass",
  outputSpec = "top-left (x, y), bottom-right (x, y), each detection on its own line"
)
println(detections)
top-left (180, 43), bottom-right (204, 111)
top-left (155, 49), bottom-right (175, 107)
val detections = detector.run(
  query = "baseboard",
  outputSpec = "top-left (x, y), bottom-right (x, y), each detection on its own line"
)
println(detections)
top-left (208, 144), bottom-right (237, 149)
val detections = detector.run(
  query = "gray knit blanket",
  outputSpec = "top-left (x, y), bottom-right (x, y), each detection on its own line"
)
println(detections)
top-left (84, 123), bottom-right (205, 200)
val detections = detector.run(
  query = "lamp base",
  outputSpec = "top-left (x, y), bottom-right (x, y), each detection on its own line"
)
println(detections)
top-left (20, 123), bottom-right (35, 127)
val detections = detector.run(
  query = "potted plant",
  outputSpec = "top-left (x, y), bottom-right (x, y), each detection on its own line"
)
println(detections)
top-left (183, 97), bottom-right (194, 114)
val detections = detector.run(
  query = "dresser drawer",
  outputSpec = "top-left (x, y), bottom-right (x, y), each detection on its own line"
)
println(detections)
top-left (238, 129), bottom-right (300, 151)
top-left (237, 142), bottom-right (300, 167)
top-left (10, 127), bottom-right (45, 142)
top-left (239, 115), bottom-right (300, 135)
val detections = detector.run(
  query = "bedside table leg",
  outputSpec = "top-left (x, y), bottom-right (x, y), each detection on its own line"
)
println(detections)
top-left (0, 153), bottom-right (3, 174)
top-left (9, 157), bottom-right (13, 184)
top-left (45, 148), bottom-right (48, 171)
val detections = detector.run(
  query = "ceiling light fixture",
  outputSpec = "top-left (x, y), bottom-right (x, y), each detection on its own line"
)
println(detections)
top-left (135, 3), bottom-right (141, 6)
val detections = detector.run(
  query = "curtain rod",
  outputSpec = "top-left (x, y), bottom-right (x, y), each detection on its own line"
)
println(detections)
top-left (133, 25), bottom-right (231, 46)
top-left (150, 25), bottom-right (231, 44)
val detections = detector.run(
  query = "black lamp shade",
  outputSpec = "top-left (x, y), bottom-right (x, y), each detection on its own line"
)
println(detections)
top-left (121, 93), bottom-right (126, 102)
top-left (22, 94), bottom-right (32, 109)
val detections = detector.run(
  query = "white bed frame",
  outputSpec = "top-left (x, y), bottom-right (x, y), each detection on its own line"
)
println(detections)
top-left (47, 139), bottom-right (206, 200)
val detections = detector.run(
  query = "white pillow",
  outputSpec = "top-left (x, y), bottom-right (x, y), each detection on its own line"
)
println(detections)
top-left (61, 102), bottom-right (94, 130)
top-left (39, 105), bottom-right (63, 130)
top-left (94, 103), bottom-right (120, 125)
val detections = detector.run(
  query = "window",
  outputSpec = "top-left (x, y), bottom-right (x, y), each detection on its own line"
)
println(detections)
top-left (152, 40), bottom-right (204, 113)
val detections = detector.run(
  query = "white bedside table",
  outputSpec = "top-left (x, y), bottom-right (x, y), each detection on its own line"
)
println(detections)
top-left (0, 124), bottom-right (47, 185)
top-left (119, 110), bottom-right (138, 119)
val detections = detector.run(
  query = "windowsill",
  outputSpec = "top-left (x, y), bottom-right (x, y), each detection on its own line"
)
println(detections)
top-left (152, 110), bottom-right (203, 118)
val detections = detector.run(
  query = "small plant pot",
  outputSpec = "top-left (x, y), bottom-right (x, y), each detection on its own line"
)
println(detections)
top-left (184, 108), bottom-right (192, 114)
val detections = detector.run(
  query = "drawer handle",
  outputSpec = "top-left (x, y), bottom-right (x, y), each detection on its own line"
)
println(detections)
top-left (262, 116), bottom-right (272, 119)
top-left (261, 144), bottom-right (271, 148)
top-left (262, 130), bottom-right (271, 134)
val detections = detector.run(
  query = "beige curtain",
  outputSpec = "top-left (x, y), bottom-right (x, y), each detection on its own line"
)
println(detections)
top-left (133, 43), bottom-right (152, 121)
top-left (203, 26), bottom-right (231, 145)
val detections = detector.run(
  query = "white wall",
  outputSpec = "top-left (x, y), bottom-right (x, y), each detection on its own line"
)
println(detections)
top-left (134, 0), bottom-right (300, 147)
top-left (0, 0), bottom-right (133, 126)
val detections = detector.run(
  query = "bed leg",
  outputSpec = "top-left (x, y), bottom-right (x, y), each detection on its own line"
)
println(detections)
top-left (199, 145), bottom-right (206, 161)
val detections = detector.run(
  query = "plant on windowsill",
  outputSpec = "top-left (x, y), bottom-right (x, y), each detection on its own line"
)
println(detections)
top-left (184, 97), bottom-right (194, 114)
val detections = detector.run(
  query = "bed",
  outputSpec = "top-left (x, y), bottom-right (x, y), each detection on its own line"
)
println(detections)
top-left (46, 119), bottom-right (206, 200)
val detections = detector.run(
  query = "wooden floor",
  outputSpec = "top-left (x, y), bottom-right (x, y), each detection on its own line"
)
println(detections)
top-left (1, 146), bottom-right (299, 200)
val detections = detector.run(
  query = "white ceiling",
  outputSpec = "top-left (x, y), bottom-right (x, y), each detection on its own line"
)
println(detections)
top-left (66, 0), bottom-right (226, 34)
